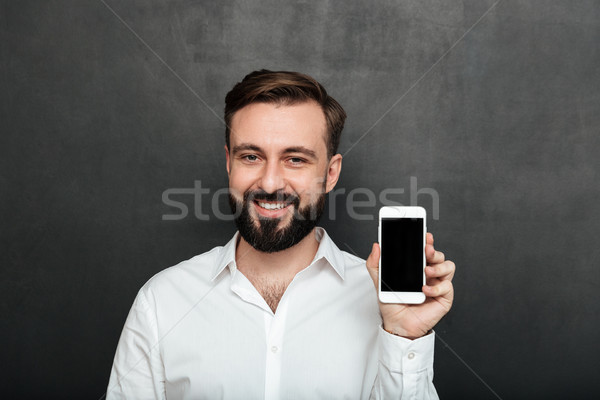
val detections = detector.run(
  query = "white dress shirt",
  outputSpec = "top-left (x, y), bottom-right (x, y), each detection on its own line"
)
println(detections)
top-left (107, 228), bottom-right (439, 399)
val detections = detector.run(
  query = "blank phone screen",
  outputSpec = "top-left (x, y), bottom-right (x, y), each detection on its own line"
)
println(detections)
top-left (381, 218), bottom-right (424, 292)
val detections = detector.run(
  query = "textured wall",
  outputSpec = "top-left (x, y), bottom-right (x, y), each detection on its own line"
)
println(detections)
top-left (2, 1), bottom-right (599, 398)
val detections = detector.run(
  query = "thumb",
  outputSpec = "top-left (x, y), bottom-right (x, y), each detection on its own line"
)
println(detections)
top-left (365, 242), bottom-right (380, 288)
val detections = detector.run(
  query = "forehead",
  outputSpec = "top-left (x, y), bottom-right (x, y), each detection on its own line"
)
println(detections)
top-left (229, 101), bottom-right (328, 154)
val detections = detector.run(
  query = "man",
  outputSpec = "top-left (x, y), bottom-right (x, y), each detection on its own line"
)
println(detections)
top-left (107, 70), bottom-right (455, 399)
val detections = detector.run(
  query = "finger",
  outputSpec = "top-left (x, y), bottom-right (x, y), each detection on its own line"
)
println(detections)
top-left (425, 232), bottom-right (446, 267)
top-left (423, 279), bottom-right (453, 298)
top-left (426, 246), bottom-right (445, 265)
top-left (366, 242), bottom-right (380, 270)
top-left (365, 243), bottom-right (380, 287)
top-left (425, 260), bottom-right (455, 281)
top-left (425, 232), bottom-right (435, 261)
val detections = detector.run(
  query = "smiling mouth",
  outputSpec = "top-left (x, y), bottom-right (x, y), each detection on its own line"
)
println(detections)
top-left (255, 201), bottom-right (291, 210)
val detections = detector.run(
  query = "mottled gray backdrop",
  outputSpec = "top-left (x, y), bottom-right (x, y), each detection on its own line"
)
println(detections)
top-left (2, 0), bottom-right (599, 398)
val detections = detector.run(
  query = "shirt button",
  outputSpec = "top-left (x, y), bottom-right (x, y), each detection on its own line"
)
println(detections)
top-left (271, 346), bottom-right (278, 353)
top-left (407, 352), bottom-right (415, 360)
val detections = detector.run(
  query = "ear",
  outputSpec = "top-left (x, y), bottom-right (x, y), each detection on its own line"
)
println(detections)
top-left (225, 145), bottom-right (231, 176)
top-left (325, 154), bottom-right (342, 193)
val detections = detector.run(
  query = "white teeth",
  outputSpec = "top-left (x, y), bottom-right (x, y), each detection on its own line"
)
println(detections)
top-left (258, 202), bottom-right (286, 210)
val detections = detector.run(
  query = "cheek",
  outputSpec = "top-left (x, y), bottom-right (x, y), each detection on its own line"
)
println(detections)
top-left (229, 171), bottom-right (254, 198)
top-left (292, 175), bottom-right (327, 203)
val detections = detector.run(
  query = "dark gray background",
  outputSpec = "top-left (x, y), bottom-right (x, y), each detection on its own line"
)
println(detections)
top-left (2, 0), bottom-right (599, 398)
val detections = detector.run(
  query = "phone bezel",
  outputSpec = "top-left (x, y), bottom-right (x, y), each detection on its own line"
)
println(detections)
top-left (378, 206), bottom-right (427, 304)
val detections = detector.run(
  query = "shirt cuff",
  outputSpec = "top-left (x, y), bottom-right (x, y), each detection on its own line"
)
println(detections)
top-left (378, 326), bottom-right (435, 374)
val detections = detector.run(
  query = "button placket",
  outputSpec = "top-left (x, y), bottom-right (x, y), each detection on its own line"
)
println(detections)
top-left (263, 291), bottom-right (289, 400)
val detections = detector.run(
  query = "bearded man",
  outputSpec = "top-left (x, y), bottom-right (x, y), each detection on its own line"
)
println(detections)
top-left (107, 70), bottom-right (455, 399)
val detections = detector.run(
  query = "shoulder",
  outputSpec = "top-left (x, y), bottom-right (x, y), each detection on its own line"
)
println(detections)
top-left (340, 249), bottom-right (366, 267)
top-left (316, 227), bottom-right (371, 282)
top-left (341, 250), bottom-right (372, 284)
top-left (141, 245), bottom-right (225, 298)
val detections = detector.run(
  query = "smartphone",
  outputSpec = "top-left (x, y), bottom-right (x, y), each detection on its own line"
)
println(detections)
top-left (378, 206), bottom-right (426, 304)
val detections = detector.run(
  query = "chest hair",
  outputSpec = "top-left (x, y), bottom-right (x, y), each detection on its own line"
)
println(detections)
top-left (250, 277), bottom-right (289, 313)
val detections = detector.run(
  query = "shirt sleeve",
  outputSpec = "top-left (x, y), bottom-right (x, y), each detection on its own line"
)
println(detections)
top-left (106, 288), bottom-right (166, 400)
top-left (370, 327), bottom-right (439, 400)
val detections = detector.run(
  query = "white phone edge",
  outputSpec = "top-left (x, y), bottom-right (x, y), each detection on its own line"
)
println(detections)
top-left (378, 206), bottom-right (427, 304)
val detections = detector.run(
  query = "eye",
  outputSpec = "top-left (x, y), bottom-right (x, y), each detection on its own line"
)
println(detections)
top-left (288, 157), bottom-right (306, 166)
top-left (243, 154), bottom-right (259, 162)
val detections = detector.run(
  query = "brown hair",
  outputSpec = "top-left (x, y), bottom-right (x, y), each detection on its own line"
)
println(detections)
top-left (224, 70), bottom-right (346, 158)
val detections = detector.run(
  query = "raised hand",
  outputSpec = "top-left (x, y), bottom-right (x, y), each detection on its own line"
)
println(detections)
top-left (365, 233), bottom-right (455, 339)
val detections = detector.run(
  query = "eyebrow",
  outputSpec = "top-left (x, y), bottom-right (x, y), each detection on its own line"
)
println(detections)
top-left (283, 146), bottom-right (317, 160)
top-left (231, 143), bottom-right (317, 160)
top-left (231, 143), bottom-right (262, 154)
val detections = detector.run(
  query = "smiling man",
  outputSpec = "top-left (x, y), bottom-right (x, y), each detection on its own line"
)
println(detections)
top-left (107, 70), bottom-right (455, 399)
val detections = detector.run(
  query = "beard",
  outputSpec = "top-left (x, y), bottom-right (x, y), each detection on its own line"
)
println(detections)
top-left (228, 188), bottom-right (326, 253)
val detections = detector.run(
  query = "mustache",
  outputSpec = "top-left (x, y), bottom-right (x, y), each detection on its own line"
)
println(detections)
top-left (243, 189), bottom-right (300, 205)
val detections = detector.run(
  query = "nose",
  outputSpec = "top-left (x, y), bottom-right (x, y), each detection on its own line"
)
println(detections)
top-left (258, 160), bottom-right (286, 194)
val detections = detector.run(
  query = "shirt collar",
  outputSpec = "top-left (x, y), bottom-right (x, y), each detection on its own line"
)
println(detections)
top-left (310, 227), bottom-right (346, 280)
top-left (211, 232), bottom-right (239, 281)
top-left (210, 227), bottom-right (346, 281)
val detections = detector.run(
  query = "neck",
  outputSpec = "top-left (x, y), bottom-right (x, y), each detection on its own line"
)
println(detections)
top-left (235, 228), bottom-right (320, 280)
